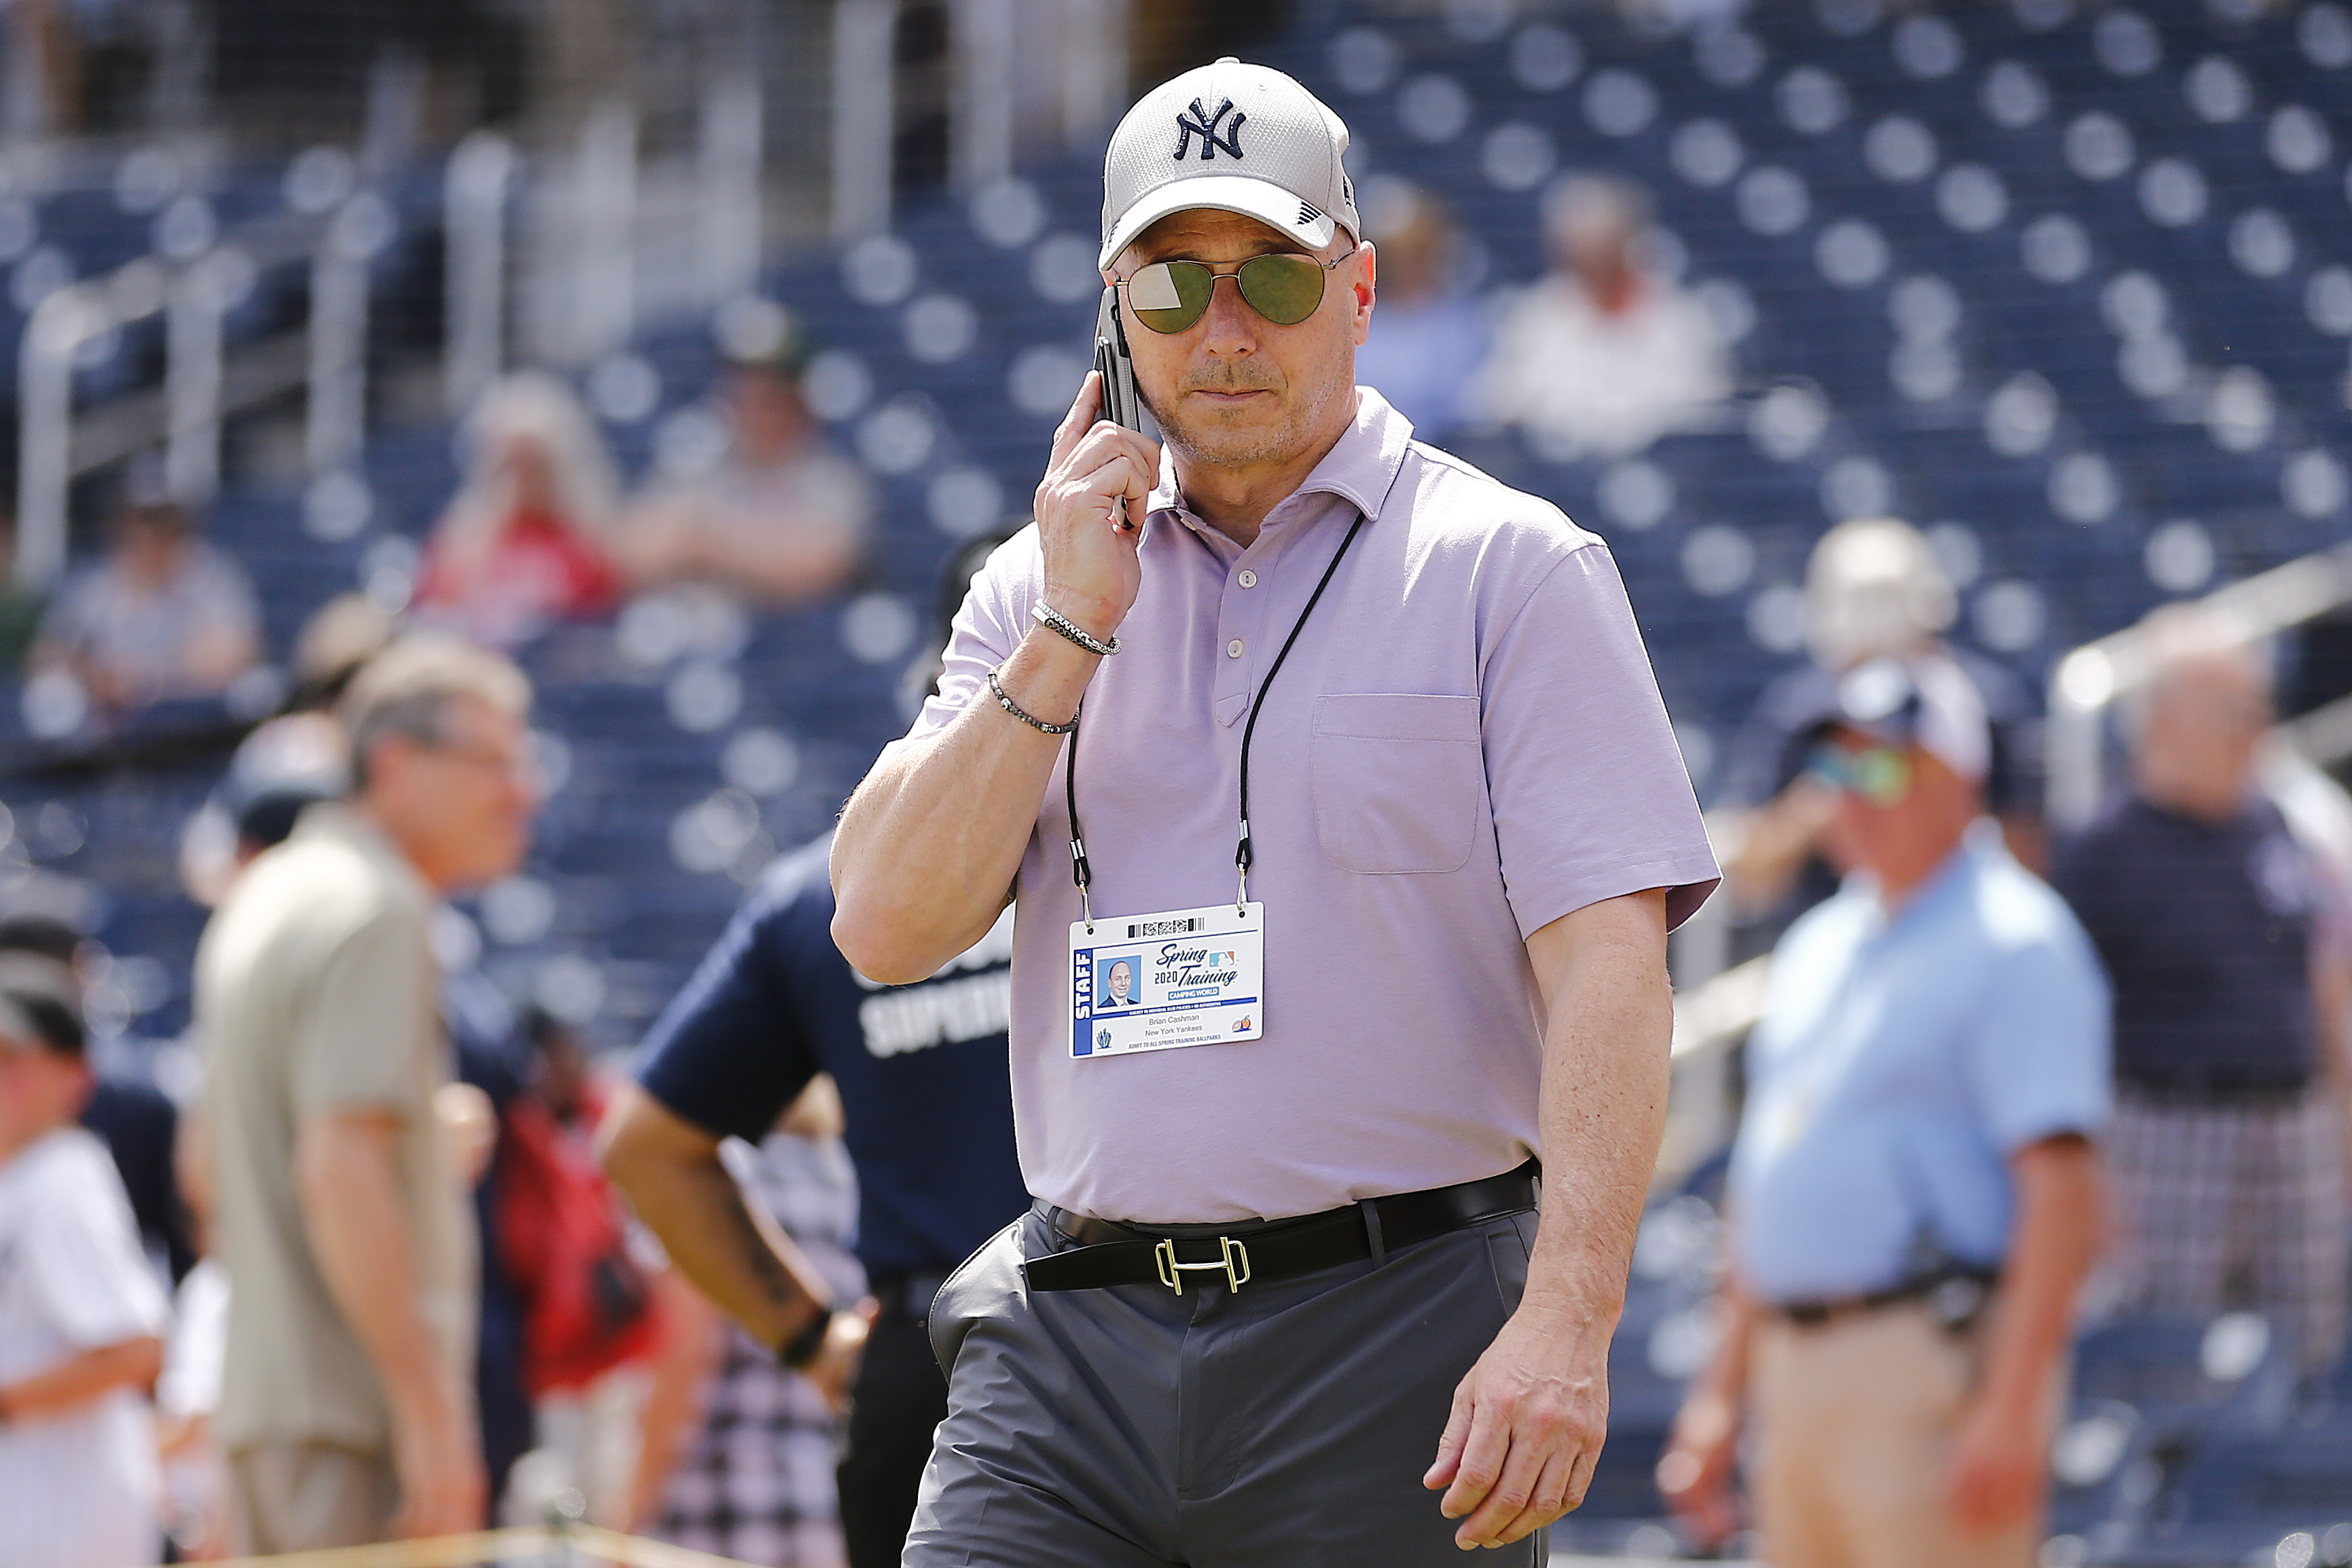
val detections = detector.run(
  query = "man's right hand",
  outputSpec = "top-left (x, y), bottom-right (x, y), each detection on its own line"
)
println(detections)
top-left (389, 1385), bottom-right (488, 1539)
top-left (1034, 371), bottom-right (1160, 646)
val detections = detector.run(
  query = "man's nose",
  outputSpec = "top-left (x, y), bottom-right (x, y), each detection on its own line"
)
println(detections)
top-left (1195, 276), bottom-right (1261, 356)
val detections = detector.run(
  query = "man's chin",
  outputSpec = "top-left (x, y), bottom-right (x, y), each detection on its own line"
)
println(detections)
top-left (1162, 410), bottom-right (1300, 468)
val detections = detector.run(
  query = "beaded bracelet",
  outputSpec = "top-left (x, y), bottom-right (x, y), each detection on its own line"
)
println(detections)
top-left (986, 666), bottom-right (1080, 735)
top-left (1033, 601), bottom-right (1120, 658)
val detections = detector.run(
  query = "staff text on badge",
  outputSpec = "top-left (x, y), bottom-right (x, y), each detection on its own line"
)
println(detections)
top-left (1069, 901), bottom-right (1264, 1058)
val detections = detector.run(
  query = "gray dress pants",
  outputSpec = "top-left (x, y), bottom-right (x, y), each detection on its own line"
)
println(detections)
top-left (905, 1202), bottom-right (1548, 1567)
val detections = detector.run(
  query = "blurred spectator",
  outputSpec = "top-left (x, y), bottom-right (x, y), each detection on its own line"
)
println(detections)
top-left (495, 1006), bottom-right (661, 1525)
top-left (0, 976), bottom-right (171, 1568)
top-left (415, 374), bottom-right (626, 649)
top-left (197, 634), bottom-right (537, 1550)
top-left (620, 305), bottom-right (870, 605)
top-left (2052, 612), bottom-right (2351, 1379)
top-left (287, 594), bottom-right (400, 713)
top-left (0, 513), bottom-right (43, 675)
top-left (1660, 656), bottom-right (2108, 1565)
top-left (0, 919), bottom-right (198, 1288)
top-left (1476, 174), bottom-right (1728, 459)
top-left (1352, 181), bottom-right (1485, 438)
top-left (1718, 519), bottom-right (2044, 953)
top-left (179, 712), bottom-right (351, 911)
top-left (31, 463), bottom-right (260, 712)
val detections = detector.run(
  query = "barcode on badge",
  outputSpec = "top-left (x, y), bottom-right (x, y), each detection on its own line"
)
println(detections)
top-left (1126, 916), bottom-right (1205, 938)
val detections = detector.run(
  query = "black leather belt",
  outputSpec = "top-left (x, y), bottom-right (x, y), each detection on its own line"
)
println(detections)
top-left (1022, 1160), bottom-right (1539, 1295)
top-left (1777, 1264), bottom-right (1999, 1332)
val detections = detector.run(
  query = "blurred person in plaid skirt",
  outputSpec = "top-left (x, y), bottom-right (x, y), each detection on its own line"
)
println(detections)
top-left (639, 1086), bottom-right (862, 1568)
top-left (2053, 608), bottom-right (2352, 1380)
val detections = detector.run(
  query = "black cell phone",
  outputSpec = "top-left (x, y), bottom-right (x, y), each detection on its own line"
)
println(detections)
top-left (1094, 287), bottom-right (1143, 433)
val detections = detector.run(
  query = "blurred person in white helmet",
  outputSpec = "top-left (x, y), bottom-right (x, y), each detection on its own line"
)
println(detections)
top-left (1717, 518), bottom-right (2044, 948)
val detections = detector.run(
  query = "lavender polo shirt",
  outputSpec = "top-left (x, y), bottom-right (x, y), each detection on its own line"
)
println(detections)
top-left (899, 389), bottom-right (1719, 1224)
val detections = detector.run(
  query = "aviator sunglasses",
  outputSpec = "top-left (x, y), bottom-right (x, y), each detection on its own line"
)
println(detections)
top-left (1116, 247), bottom-right (1359, 334)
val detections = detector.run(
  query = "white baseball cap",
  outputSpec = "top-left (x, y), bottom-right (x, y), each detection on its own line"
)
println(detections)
top-left (1822, 654), bottom-right (1991, 784)
top-left (1098, 58), bottom-right (1361, 272)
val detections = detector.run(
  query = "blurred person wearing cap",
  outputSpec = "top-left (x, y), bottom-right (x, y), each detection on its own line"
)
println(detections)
top-left (2052, 611), bottom-right (2352, 1380)
top-left (0, 921), bottom-right (198, 1291)
top-left (30, 454), bottom-right (260, 713)
top-left (0, 976), bottom-right (173, 1568)
top-left (415, 374), bottom-right (628, 649)
top-left (1474, 174), bottom-right (1729, 460)
top-left (620, 304), bottom-right (872, 605)
top-left (1719, 518), bottom-right (2045, 951)
top-left (832, 57), bottom-right (1718, 1561)
top-left (1659, 656), bottom-right (2109, 1567)
top-left (602, 533), bottom-right (1027, 1566)
top-left (196, 634), bottom-right (539, 1550)
top-left (1351, 180), bottom-right (1486, 440)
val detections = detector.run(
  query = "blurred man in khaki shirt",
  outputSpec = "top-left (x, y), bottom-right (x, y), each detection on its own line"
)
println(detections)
top-left (198, 636), bottom-right (538, 1550)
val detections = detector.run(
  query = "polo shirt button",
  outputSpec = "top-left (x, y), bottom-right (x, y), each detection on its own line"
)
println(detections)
top-left (1226, 639), bottom-right (1245, 658)
top-left (1237, 569), bottom-right (1258, 588)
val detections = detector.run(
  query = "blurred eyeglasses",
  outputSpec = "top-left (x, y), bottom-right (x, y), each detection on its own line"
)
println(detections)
top-left (1808, 742), bottom-right (1912, 806)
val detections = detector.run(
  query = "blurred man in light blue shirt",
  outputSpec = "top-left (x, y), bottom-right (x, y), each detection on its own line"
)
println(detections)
top-left (1660, 655), bottom-right (2109, 1568)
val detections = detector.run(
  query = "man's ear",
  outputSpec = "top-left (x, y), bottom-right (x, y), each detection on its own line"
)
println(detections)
top-left (1351, 240), bottom-right (1377, 346)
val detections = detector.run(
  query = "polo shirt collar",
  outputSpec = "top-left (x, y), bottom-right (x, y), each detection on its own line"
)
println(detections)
top-left (1147, 386), bottom-right (1414, 539)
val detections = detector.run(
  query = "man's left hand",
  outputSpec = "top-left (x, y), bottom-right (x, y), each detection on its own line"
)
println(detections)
top-left (1945, 1389), bottom-right (2047, 1534)
top-left (1423, 1297), bottom-right (1611, 1549)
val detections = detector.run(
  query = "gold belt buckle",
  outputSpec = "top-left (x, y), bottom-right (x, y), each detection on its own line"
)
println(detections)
top-left (1152, 1235), bottom-right (1252, 1294)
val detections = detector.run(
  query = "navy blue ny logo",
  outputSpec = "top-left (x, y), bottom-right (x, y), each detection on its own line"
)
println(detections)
top-left (1174, 96), bottom-right (1246, 160)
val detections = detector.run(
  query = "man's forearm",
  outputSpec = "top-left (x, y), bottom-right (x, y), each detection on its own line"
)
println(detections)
top-left (294, 1111), bottom-right (457, 1425)
top-left (1523, 890), bottom-right (1675, 1328)
top-left (600, 1088), bottom-right (835, 1351)
top-left (1978, 1135), bottom-right (2102, 1414)
top-left (0, 1336), bottom-right (162, 1423)
top-left (832, 627), bottom-right (1101, 983)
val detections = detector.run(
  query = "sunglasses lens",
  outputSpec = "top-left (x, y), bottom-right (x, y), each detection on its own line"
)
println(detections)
top-left (1236, 253), bottom-right (1328, 325)
top-left (1128, 260), bottom-right (1215, 334)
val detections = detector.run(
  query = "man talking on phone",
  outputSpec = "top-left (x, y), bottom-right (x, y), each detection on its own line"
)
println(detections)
top-left (831, 57), bottom-right (1719, 1563)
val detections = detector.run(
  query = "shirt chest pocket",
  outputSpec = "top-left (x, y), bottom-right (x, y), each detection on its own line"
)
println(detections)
top-left (1311, 694), bottom-right (1485, 875)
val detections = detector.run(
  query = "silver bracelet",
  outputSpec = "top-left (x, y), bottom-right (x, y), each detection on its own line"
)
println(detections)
top-left (986, 666), bottom-right (1079, 735)
top-left (1033, 601), bottom-right (1120, 657)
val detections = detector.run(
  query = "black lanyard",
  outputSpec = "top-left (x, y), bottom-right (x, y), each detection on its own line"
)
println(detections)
top-left (1065, 512), bottom-right (1367, 931)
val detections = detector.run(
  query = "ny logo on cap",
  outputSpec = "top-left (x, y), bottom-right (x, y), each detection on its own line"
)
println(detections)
top-left (1174, 96), bottom-right (1246, 161)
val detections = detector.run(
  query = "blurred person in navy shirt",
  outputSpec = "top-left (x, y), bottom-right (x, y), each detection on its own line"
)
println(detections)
top-left (2053, 609), bottom-right (2352, 1380)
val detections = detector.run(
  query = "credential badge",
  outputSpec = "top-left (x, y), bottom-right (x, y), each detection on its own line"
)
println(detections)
top-left (1175, 96), bottom-right (1247, 161)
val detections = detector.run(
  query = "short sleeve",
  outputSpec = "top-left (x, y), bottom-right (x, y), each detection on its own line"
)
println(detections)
top-left (1481, 542), bottom-right (1722, 934)
top-left (902, 532), bottom-right (1039, 746)
top-left (293, 902), bottom-right (435, 1116)
top-left (26, 1143), bottom-right (170, 1349)
top-left (1965, 929), bottom-right (2112, 1150)
top-left (637, 883), bottom-right (823, 1145)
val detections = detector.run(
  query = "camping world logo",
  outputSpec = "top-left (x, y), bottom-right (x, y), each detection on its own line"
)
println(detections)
top-left (1175, 96), bottom-right (1246, 160)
